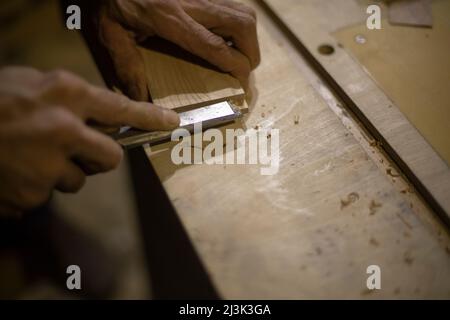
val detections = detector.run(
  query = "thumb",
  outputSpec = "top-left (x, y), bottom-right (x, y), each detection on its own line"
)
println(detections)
top-left (98, 9), bottom-right (149, 101)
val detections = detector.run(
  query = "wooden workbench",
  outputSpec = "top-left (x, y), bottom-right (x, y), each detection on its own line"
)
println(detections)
top-left (129, 0), bottom-right (450, 299)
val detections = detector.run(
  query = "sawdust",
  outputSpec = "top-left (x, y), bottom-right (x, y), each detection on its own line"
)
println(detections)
top-left (404, 251), bottom-right (414, 265)
top-left (386, 168), bottom-right (401, 178)
top-left (369, 237), bottom-right (380, 247)
top-left (340, 192), bottom-right (359, 209)
top-left (400, 186), bottom-right (413, 194)
top-left (369, 200), bottom-right (382, 215)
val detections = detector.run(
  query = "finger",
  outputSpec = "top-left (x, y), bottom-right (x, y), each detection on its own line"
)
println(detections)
top-left (209, 6), bottom-right (260, 69)
top-left (166, 13), bottom-right (252, 84)
top-left (208, 0), bottom-right (257, 20)
top-left (98, 8), bottom-right (149, 101)
top-left (38, 70), bottom-right (179, 131)
top-left (183, 0), bottom-right (260, 68)
top-left (83, 87), bottom-right (180, 131)
top-left (69, 124), bottom-right (124, 174)
top-left (55, 161), bottom-right (86, 193)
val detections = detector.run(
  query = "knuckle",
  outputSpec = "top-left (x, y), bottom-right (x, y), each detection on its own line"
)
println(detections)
top-left (108, 144), bottom-right (124, 170)
top-left (145, 0), bottom-right (171, 11)
top-left (43, 108), bottom-right (81, 141)
top-left (239, 14), bottom-right (256, 30)
top-left (47, 108), bottom-right (76, 128)
top-left (40, 70), bottom-right (85, 98)
top-left (47, 69), bottom-right (76, 88)
top-left (202, 33), bottom-right (233, 69)
top-left (241, 5), bottom-right (257, 20)
top-left (141, 0), bottom-right (181, 26)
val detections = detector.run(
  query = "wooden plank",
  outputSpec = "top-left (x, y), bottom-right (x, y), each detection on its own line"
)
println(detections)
top-left (139, 38), bottom-right (245, 112)
top-left (145, 0), bottom-right (450, 298)
top-left (263, 0), bottom-right (450, 224)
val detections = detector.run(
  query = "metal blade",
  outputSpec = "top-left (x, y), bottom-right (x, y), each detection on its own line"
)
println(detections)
top-left (113, 101), bottom-right (242, 149)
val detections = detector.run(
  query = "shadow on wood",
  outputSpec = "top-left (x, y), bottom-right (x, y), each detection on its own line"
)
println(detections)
top-left (127, 147), bottom-right (220, 299)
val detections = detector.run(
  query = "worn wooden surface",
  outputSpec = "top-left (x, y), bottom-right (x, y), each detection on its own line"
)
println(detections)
top-left (139, 39), bottom-right (244, 112)
top-left (145, 0), bottom-right (450, 298)
top-left (263, 0), bottom-right (450, 224)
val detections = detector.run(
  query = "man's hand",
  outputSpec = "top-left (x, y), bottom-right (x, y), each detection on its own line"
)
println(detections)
top-left (0, 66), bottom-right (179, 215)
top-left (88, 0), bottom-right (260, 101)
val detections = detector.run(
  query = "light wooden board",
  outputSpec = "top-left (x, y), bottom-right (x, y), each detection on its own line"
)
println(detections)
top-left (139, 39), bottom-right (245, 112)
top-left (145, 0), bottom-right (450, 299)
top-left (334, 0), bottom-right (450, 165)
top-left (263, 0), bottom-right (450, 224)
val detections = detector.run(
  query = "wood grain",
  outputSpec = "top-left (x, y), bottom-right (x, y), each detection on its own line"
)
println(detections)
top-left (144, 0), bottom-right (450, 298)
top-left (139, 38), bottom-right (245, 112)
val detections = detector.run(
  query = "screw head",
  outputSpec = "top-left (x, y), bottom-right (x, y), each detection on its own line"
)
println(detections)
top-left (355, 34), bottom-right (367, 44)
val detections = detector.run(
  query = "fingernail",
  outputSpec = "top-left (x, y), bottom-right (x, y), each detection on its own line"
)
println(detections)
top-left (165, 109), bottom-right (180, 128)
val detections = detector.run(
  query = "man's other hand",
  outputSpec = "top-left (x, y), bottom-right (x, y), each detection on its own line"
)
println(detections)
top-left (90, 0), bottom-right (260, 101)
top-left (0, 66), bottom-right (179, 215)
